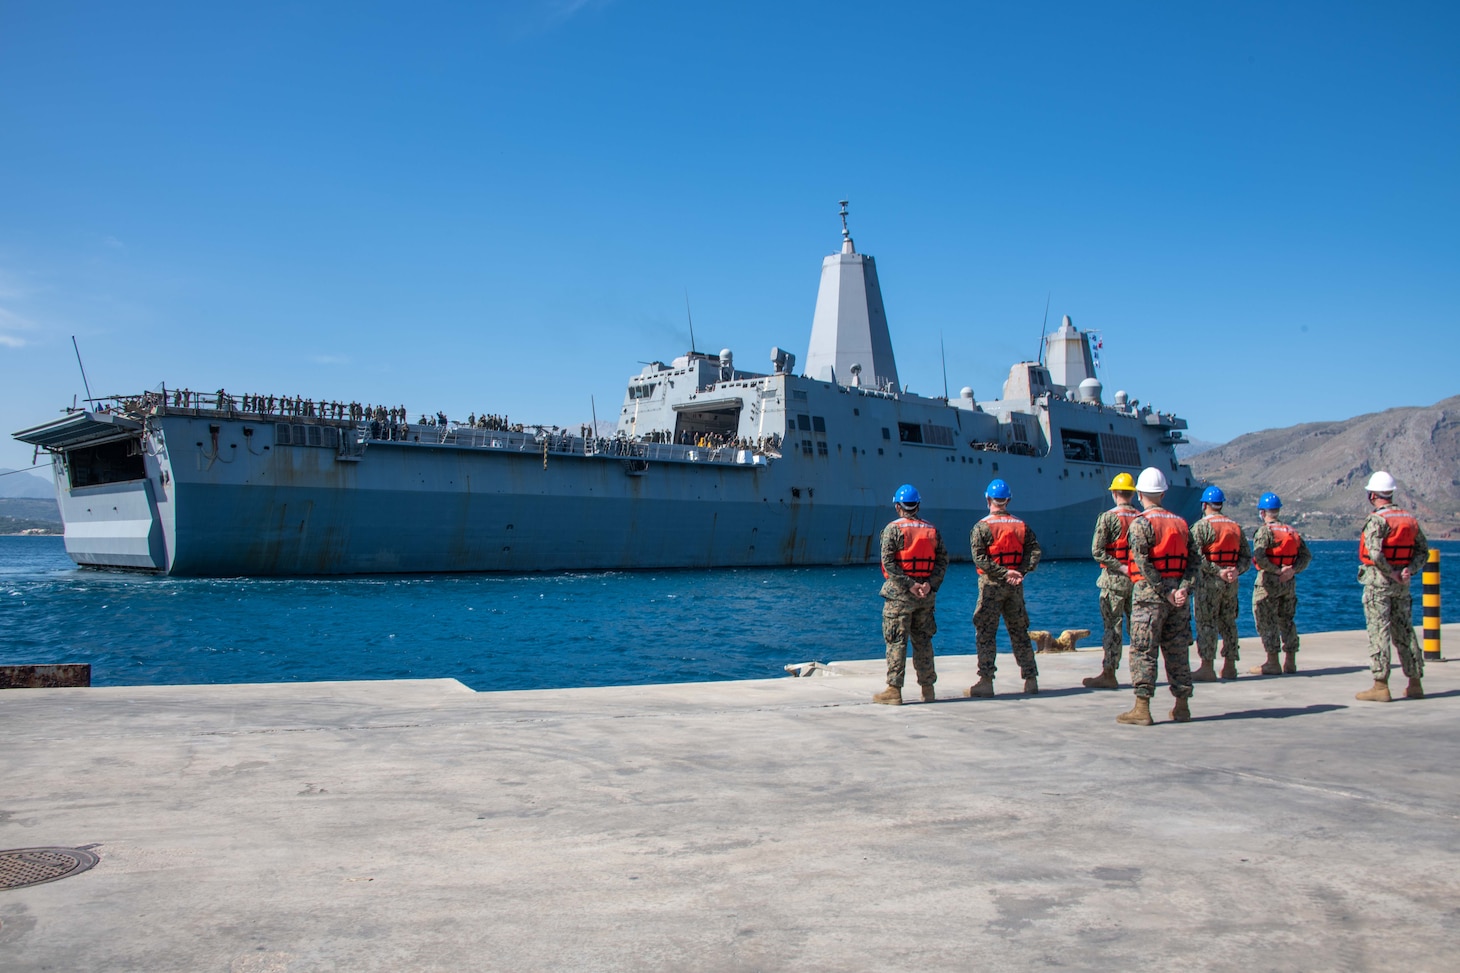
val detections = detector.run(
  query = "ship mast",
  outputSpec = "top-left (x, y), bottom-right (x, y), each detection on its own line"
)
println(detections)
top-left (803, 200), bottom-right (900, 391)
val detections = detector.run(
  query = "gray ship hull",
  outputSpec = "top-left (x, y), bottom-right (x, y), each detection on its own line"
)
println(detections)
top-left (23, 401), bottom-right (1199, 576)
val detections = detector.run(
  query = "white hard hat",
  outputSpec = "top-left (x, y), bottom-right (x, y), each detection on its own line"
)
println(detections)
top-left (1365, 471), bottom-right (1397, 493)
top-left (1136, 467), bottom-right (1169, 493)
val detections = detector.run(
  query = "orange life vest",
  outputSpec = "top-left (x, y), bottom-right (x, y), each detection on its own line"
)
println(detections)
top-left (1359, 507), bottom-right (1419, 568)
top-left (1264, 522), bottom-right (1301, 568)
top-left (882, 518), bottom-right (939, 580)
top-left (978, 514), bottom-right (1027, 574)
top-left (1103, 505), bottom-right (1139, 573)
top-left (1201, 514), bottom-right (1243, 567)
top-left (1141, 508), bottom-right (1190, 580)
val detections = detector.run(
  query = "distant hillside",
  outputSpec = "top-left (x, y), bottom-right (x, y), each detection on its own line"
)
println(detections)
top-left (1189, 395), bottom-right (1460, 540)
top-left (0, 468), bottom-right (55, 499)
top-left (1175, 437), bottom-right (1224, 460)
top-left (0, 498), bottom-right (62, 534)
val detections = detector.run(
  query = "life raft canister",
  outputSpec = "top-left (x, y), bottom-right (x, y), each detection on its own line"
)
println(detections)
top-left (883, 518), bottom-right (938, 580)
top-left (1141, 508), bottom-right (1190, 579)
top-left (1359, 507), bottom-right (1419, 568)
top-left (1103, 505), bottom-right (1139, 573)
top-left (1264, 522), bottom-right (1301, 568)
top-left (1202, 514), bottom-right (1243, 567)
top-left (978, 514), bottom-right (1027, 574)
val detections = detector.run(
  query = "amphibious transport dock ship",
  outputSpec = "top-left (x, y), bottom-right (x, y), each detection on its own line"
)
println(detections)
top-left (14, 207), bottom-right (1200, 575)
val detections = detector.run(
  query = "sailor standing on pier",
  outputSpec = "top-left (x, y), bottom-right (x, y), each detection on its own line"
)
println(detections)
top-left (1249, 492), bottom-right (1311, 675)
top-left (1084, 472), bottom-right (1140, 690)
top-left (1189, 485), bottom-right (1251, 682)
top-left (966, 479), bottom-right (1041, 698)
top-left (1355, 471), bottom-right (1430, 702)
top-left (1116, 467), bottom-right (1199, 725)
top-left (873, 485), bottom-right (949, 705)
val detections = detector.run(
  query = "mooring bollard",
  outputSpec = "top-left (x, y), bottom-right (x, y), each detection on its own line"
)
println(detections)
top-left (1423, 549), bottom-right (1442, 661)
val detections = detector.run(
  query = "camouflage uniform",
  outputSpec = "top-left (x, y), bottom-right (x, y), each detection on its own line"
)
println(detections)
top-left (1126, 507), bottom-right (1199, 700)
top-left (1189, 514), bottom-right (1252, 665)
top-left (970, 515), bottom-right (1041, 680)
top-left (1251, 519), bottom-right (1312, 657)
top-left (1358, 506), bottom-right (1430, 681)
top-left (880, 518), bottom-right (949, 690)
top-left (1090, 504), bottom-right (1137, 673)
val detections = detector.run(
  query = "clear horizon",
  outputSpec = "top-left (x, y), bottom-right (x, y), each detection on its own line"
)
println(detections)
top-left (3, 2), bottom-right (1456, 473)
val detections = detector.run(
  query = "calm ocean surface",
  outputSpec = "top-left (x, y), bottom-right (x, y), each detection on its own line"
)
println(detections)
top-left (2, 535), bottom-right (1455, 691)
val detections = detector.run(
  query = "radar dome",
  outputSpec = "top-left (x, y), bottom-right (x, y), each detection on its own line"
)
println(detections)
top-left (1079, 377), bottom-right (1103, 404)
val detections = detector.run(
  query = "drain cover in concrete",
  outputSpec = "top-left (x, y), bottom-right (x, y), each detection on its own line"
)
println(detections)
top-left (0, 847), bottom-right (100, 890)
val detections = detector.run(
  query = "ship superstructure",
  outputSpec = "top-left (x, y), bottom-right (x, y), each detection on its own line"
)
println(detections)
top-left (14, 205), bottom-right (1199, 575)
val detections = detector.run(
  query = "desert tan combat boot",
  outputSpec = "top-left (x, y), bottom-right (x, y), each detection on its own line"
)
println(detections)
top-left (1405, 676), bottom-right (1424, 699)
top-left (1249, 651), bottom-right (1281, 675)
top-left (1082, 668), bottom-right (1119, 689)
top-left (921, 684), bottom-right (937, 703)
top-left (1116, 696), bottom-right (1154, 726)
top-left (964, 676), bottom-right (995, 698)
top-left (872, 685), bottom-right (902, 705)
top-left (1219, 658), bottom-right (1238, 681)
top-left (1355, 679), bottom-right (1392, 702)
top-left (1283, 651), bottom-right (1298, 674)
top-left (1192, 660), bottom-right (1217, 682)
top-left (1170, 697), bottom-right (1191, 722)
top-left (1023, 677), bottom-right (1039, 694)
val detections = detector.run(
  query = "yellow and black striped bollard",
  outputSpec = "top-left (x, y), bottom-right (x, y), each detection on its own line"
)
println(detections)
top-left (1423, 549), bottom-right (1441, 661)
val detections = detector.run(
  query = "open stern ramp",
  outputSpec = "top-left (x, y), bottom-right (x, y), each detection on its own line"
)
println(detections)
top-left (14, 410), bottom-right (168, 571)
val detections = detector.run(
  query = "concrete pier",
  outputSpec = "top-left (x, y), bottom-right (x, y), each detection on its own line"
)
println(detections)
top-left (2, 626), bottom-right (1457, 972)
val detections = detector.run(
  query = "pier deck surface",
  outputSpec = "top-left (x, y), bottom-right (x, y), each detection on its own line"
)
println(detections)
top-left (2, 626), bottom-right (1458, 972)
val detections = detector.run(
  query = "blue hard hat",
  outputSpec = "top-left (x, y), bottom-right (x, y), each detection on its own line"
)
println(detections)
top-left (985, 478), bottom-right (1011, 500)
top-left (893, 483), bottom-right (921, 505)
top-left (1201, 485), bottom-right (1225, 505)
top-left (1258, 492), bottom-right (1282, 510)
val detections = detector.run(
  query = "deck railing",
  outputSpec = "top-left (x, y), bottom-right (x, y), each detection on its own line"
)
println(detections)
top-left (91, 393), bottom-right (779, 468)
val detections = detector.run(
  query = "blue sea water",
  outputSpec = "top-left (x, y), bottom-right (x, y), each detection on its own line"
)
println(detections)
top-left (1, 535), bottom-right (1455, 691)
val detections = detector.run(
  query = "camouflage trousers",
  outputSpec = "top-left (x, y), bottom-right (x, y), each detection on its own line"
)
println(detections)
top-left (1193, 577), bottom-right (1240, 663)
top-left (1252, 584), bottom-right (1299, 655)
top-left (1129, 596), bottom-right (1193, 700)
top-left (973, 580), bottom-right (1038, 680)
top-left (883, 600), bottom-right (937, 688)
top-left (1099, 583), bottom-right (1132, 672)
top-left (1361, 584), bottom-right (1422, 680)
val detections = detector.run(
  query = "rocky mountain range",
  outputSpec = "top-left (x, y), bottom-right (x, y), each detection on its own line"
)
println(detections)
top-left (1189, 395), bottom-right (1460, 540)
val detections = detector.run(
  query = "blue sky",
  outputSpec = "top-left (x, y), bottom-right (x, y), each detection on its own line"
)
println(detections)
top-left (2, 1), bottom-right (1456, 473)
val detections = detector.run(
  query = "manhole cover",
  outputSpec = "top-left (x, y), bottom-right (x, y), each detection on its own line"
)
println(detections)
top-left (0, 847), bottom-right (100, 890)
